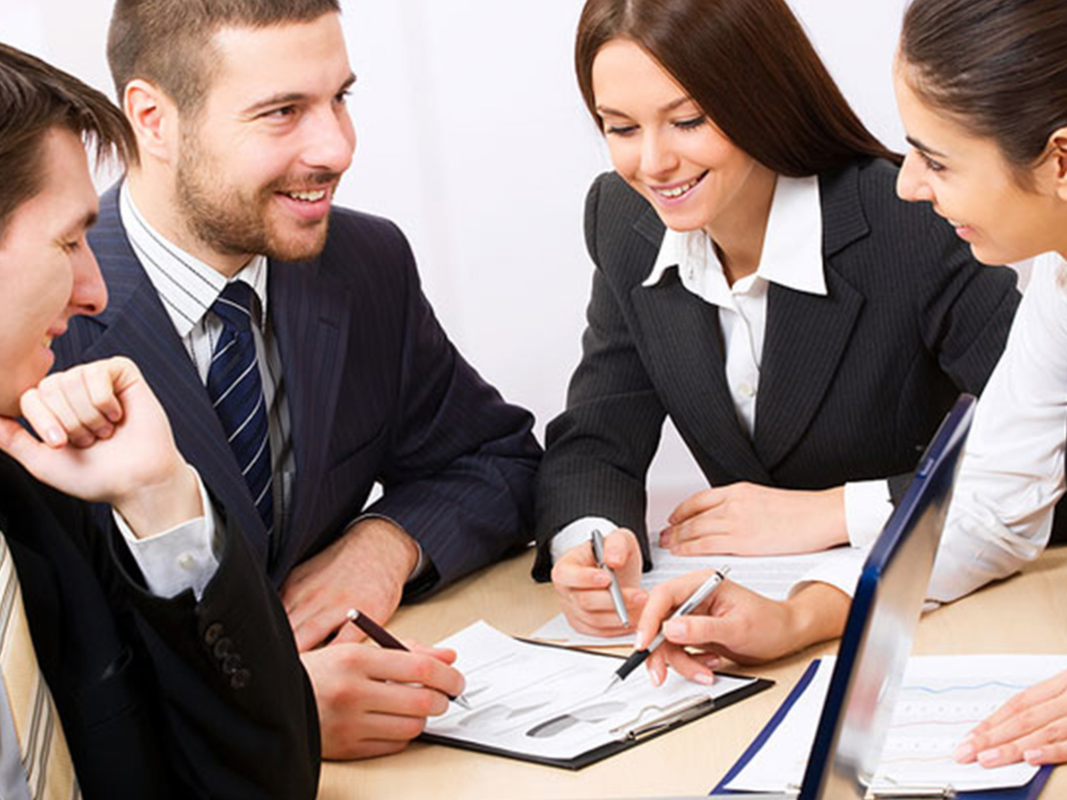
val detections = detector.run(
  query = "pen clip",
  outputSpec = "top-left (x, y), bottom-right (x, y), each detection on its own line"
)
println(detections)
top-left (609, 694), bottom-right (714, 741)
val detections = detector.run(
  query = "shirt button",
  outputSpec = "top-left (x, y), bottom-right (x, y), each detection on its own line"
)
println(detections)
top-left (738, 382), bottom-right (757, 399)
top-left (178, 553), bottom-right (196, 570)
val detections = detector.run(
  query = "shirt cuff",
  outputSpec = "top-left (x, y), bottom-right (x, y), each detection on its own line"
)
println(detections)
top-left (112, 467), bottom-right (221, 601)
top-left (549, 517), bottom-right (620, 565)
top-left (790, 546), bottom-right (866, 599)
top-left (844, 479), bottom-right (894, 548)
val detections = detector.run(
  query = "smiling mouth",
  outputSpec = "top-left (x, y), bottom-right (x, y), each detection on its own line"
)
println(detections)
top-left (281, 189), bottom-right (328, 203)
top-left (651, 171), bottom-right (708, 200)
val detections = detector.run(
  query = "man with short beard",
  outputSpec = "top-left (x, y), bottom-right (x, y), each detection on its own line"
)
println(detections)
top-left (54, 0), bottom-right (540, 759)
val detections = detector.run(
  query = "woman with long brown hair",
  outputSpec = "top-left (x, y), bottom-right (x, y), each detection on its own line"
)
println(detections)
top-left (890, 0), bottom-right (1067, 770)
top-left (533, 0), bottom-right (1020, 662)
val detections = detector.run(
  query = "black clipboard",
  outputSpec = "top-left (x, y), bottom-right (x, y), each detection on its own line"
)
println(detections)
top-left (418, 636), bottom-right (774, 770)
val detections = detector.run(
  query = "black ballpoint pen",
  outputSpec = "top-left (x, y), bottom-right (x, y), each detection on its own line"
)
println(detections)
top-left (603, 566), bottom-right (730, 693)
top-left (346, 608), bottom-right (473, 709)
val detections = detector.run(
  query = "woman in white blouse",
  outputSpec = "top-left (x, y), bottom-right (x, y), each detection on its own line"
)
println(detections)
top-left (888, 0), bottom-right (1067, 770)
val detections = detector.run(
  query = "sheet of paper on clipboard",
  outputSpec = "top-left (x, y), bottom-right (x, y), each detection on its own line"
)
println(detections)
top-left (420, 621), bottom-right (772, 769)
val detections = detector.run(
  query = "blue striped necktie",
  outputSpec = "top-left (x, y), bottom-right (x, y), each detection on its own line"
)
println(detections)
top-left (206, 282), bottom-right (274, 537)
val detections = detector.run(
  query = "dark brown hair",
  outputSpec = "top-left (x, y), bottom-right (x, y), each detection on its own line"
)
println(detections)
top-left (108, 0), bottom-right (341, 114)
top-left (0, 43), bottom-right (133, 238)
top-left (575, 0), bottom-right (900, 177)
top-left (901, 0), bottom-right (1067, 177)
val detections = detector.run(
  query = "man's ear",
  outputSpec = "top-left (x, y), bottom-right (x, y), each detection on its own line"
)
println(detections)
top-left (123, 79), bottom-right (178, 166)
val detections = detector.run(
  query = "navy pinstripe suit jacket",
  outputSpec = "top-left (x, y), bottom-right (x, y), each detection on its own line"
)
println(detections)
top-left (534, 159), bottom-right (1031, 579)
top-left (55, 188), bottom-right (540, 588)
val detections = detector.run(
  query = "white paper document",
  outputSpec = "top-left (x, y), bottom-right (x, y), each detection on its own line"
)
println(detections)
top-left (725, 654), bottom-right (1066, 794)
top-left (423, 621), bottom-right (761, 765)
top-left (532, 545), bottom-right (834, 647)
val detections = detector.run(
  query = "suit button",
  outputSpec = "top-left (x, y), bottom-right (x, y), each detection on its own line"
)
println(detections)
top-left (222, 654), bottom-right (243, 675)
top-left (230, 668), bottom-right (252, 690)
top-left (213, 637), bottom-right (234, 659)
top-left (204, 623), bottom-right (224, 646)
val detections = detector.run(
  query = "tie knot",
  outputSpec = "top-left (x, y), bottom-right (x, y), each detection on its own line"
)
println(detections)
top-left (212, 281), bottom-right (257, 333)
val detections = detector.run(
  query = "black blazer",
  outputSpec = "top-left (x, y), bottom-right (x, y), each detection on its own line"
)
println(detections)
top-left (534, 160), bottom-right (1023, 579)
top-left (54, 189), bottom-right (541, 589)
top-left (0, 454), bottom-right (318, 800)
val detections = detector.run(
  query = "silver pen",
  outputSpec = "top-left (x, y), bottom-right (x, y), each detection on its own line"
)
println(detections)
top-left (591, 529), bottom-right (629, 628)
top-left (604, 566), bottom-right (731, 693)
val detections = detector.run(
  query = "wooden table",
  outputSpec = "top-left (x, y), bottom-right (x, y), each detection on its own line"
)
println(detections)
top-left (317, 547), bottom-right (1067, 799)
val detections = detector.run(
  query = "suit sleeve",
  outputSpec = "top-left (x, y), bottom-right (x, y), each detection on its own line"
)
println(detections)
top-left (533, 176), bottom-right (665, 581)
top-left (363, 225), bottom-right (541, 592)
top-left (110, 507), bottom-right (320, 800)
top-left (886, 206), bottom-right (1021, 504)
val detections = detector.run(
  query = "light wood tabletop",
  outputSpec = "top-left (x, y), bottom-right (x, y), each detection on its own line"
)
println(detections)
top-left (317, 546), bottom-right (1067, 800)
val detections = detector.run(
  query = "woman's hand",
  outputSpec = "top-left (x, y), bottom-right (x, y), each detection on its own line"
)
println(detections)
top-left (635, 569), bottom-right (849, 685)
top-left (551, 528), bottom-right (647, 637)
top-left (659, 483), bottom-right (847, 556)
top-left (954, 669), bottom-right (1067, 767)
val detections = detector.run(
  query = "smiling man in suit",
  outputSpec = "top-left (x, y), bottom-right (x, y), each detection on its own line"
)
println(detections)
top-left (0, 42), bottom-right (318, 799)
top-left (52, 0), bottom-right (540, 759)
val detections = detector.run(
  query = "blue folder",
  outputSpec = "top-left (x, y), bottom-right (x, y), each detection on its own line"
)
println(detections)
top-left (711, 659), bottom-right (1051, 800)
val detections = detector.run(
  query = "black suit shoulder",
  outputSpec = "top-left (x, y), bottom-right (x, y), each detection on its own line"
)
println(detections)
top-left (0, 455), bottom-right (320, 800)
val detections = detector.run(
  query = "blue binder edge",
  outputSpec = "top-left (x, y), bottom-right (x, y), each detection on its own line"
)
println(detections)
top-left (709, 659), bottom-right (1052, 799)
top-left (711, 658), bottom-right (822, 795)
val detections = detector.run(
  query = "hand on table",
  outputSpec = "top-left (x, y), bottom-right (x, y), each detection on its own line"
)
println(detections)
top-left (551, 527), bottom-right (646, 637)
top-left (658, 483), bottom-right (847, 556)
top-left (635, 569), bottom-right (849, 685)
top-left (282, 517), bottom-right (420, 652)
top-left (0, 357), bottom-right (200, 536)
top-left (954, 668), bottom-right (1067, 767)
top-left (303, 639), bottom-right (464, 760)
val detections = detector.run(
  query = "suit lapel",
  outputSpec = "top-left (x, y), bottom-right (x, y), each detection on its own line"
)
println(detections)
top-left (629, 208), bottom-right (771, 483)
top-left (86, 190), bottom-right (271, 566)
top-left (270, 256), bottom-right (350, 576)
top-left (754, 163), bottom-right (870, 471)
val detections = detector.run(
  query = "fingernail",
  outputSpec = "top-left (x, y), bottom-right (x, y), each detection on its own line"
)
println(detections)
top-left (693, 672), bottom-right (715, 686)
top-left (664, 620), bottom-right (685, 639)
top-left (953, 740), bottom-right (975, 762)
top-left (44, 429), bottom-right (64, 447)
top-left (652, 667), bottom-right (665, 687)
top-left (633, 632), bottom-right (648, 650)
top-left (977, 747), bottom-right (1001, 766)
top-left (633, 590), bottom-right (648, 605)
top-left (1025, 749), bottom-right (1044, 764)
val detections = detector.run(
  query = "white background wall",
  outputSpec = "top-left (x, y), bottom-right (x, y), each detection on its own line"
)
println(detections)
top-left (2, 0), bottom-right (912, 524)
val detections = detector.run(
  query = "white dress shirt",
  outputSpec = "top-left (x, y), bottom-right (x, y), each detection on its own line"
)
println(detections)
top-left (552, 175), bottom-right (894, 563)
top-left (810, 252), bottom-right (1067, 601)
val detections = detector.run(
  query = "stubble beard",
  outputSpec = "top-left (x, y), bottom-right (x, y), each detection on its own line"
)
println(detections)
top-left (175, 131), bottom-right (335, 263)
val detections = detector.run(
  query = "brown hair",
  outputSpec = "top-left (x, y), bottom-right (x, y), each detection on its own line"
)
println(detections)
top-left (107, 0), bottom-right (341, 115)
top-left (575, 0), bottom-right (900, 177)
top-left (901, 0), bottom-right (1067, 178)
top-left (0, 43), bottom-right (133, 238)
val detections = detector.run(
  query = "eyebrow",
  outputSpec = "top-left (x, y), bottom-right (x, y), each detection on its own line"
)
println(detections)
top-left (241, 72), bottom-right (358, 117)
top-left (905, 135), bottom-right (948, 159)
top-left (596, 96), bottom-right (693, 117)
top-left (61, 210), bottom-right (98, 240)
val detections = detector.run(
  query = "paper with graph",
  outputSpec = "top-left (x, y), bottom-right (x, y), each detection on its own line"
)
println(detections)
top-left (726, 654), bottom-right (1067, 793)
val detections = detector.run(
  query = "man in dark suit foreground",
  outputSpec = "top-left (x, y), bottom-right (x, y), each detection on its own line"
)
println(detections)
top-left (0, 43), bottom-right (318, 799)
top-left (53, 0), bottom-right (541, 758)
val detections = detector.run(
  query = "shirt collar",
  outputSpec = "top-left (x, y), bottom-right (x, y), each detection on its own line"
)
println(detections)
top-left (119, 184), bottom-right (270, 337)
top-left (642, 174), bottom-right (826, 303)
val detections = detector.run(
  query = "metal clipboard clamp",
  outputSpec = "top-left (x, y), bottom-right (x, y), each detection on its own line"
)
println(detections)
top-left (609, 694), bottom-right (716, 742)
